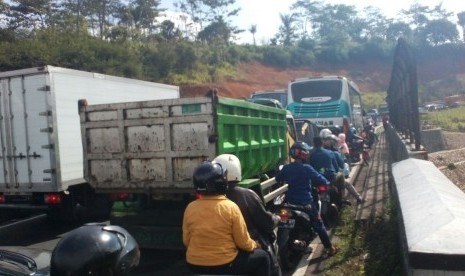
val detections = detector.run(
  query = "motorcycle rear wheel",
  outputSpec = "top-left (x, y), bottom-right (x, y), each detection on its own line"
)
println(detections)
top-left (322, 203), bottom-right (339, 229)
top-left (279, 243), bottom-right (302, 271)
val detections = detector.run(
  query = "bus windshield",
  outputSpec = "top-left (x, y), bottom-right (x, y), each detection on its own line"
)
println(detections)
top-left (290, 80), bottom-right (342, 103)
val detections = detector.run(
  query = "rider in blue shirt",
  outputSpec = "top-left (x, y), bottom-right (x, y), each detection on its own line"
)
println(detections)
top-left (276, 142), bottom-right (338, 257)
top-left (309, 137), bottom-right (338, 182)
top-left (318, 130), bottom-right (363, 204)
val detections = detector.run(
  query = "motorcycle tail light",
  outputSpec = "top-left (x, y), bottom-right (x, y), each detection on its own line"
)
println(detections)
top-left (0, 194), bottom-right (4, 203)
top-left (278, 208), bottom-right (291, 221)
top-left (317, 184), bottom-right (329, 193)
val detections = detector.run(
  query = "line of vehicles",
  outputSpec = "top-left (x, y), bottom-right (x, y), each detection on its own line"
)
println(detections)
top-left (0, 66), bottom-right (371, 274)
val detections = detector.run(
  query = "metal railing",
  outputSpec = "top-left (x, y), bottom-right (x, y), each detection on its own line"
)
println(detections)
top-left (386, 38), bottom-right (422, 151)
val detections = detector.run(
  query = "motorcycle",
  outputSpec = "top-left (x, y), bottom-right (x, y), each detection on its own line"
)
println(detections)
top-left (313, 183), bottom-right (339, 229)
top-left (362, 124), bottom-right (378, 148)
top-left (273, 194), bottom-right (316, 271)
top-left (254, 225), bottom-right (282, 276)
top-left (348, 139), bottom-right (370, 166)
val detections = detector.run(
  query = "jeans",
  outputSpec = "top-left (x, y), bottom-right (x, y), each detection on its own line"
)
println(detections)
top-left (304, 202), bottom-right (332, 249)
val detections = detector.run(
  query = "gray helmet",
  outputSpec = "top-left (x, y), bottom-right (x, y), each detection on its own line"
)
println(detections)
top-left (50, 225), bottom-right (140, 276)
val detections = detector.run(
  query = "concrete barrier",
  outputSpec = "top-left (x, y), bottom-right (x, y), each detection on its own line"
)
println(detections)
top-left (420, 128), bottom-right (446, 153)
top-left (392, 158), bottom-right (465, 274)
top-left (385, 124), bottom-right (428, 162)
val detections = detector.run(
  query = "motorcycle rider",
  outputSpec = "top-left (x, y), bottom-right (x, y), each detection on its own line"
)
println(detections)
top-left (182, 161), bottom-right (270, 276)
top-left (309, 134), bottom-right (347, 205)
top-left (362, 121), bottom-right (378, 148)
top-left (347, 126), bottom-right (365, 163)
top-left (338, 132), bottom-right (350, 163)
top-left (213, 153), bottom-right (282, 276)
top-left (276, 142), bottom-right (339, 258)
top-left (322, 132), bottom-right (364, 204)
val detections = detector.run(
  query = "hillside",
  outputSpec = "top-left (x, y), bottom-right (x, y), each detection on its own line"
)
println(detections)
top-left (179, 61), bottom-right (392, 98)
top-left (179, 57), bottom-right (465, 100)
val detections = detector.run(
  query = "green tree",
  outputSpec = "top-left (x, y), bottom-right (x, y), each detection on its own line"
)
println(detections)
top-left (175, 0), bottom-right (239, 30)
top-left (158, 20), bottom-right (182, 41)
top-left (248, 24), bottom-right (256, 46)
top-left (457, 11), bottom-right (465, 43)
top-left (8, 0), bottom-right (58, 30)
top-left (420, 19), bottom-right (458, 46)
top-left (197, 16), bottom-right (230, 44)
top-left (276, 13), bottom-right (298, 47)
top-left (129, 0), bottom-right (161, 34)
top-left (85, 0), bottom-right (121, 39)
top-left (360, 6), bottom-right (390, 42)
top-left (400, 2), bottom-right (454, 46)
top-left (58, 0), bottom-right (88, 33)
top-left (385, 21), bottom-right (412, 42)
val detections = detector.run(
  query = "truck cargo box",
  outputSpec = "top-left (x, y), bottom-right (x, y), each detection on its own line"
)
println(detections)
top-left (0, 66), bottom-right (180, 196)
top-left (80, 95), bottom-right (288, 193)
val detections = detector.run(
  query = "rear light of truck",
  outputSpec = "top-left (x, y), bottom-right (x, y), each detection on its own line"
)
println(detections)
top-left (44, 194), bottom-right (62, 204)
top-left (111, 192), bottom-right (130, 201)
top-left (0, 194), bottom-right (4, 203)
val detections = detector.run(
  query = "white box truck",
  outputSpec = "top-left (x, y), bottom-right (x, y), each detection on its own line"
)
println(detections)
top-left (0, 66), bottom-right (179, 222)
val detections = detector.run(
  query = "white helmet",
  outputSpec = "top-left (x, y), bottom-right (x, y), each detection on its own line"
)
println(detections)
top-left (319, 128), bottom-right (332, 139)
top-left (213, 154), bottom-right (242, 182)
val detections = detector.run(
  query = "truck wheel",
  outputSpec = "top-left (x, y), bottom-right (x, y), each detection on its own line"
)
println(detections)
top-left (88, 194), bottom-right (113, 221)
top-left (47, 193), bottom-right (83, 225)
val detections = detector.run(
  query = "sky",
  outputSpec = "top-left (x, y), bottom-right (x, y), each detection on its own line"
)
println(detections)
top-left (160, 0), bottom-right (464, 45)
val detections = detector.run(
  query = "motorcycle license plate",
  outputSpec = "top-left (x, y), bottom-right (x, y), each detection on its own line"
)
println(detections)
top-left (278, 219), bottom-right (295, 229)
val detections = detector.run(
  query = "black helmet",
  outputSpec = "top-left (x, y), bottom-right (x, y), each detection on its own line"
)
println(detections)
top-left (290, 142), bottom-right (311, 161)
top-left (50, 225), bottom-right (140, 276)
top-left (193, 161), bottom-right (228, 194)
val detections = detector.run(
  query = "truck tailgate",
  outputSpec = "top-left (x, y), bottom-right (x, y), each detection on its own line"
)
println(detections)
top-left (80, 97), bottom-right (216, 192)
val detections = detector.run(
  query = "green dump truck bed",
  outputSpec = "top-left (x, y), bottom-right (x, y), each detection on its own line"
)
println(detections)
top-left (80, 94), bottom-right (287, 193)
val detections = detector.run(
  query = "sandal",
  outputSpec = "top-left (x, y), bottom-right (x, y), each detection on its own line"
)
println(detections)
top-left (324, 245), bottom-right (339, 258)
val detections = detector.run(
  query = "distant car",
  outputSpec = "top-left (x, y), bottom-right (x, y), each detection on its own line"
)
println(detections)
top-left (418, 106), bottom-right (428, 114)
top-left (378, 106), bottom-right (389, 115)
top-left (366, 109), bottom-right (379, 117)
top-left (447, 102), bottom-right (460, 108)
top-left (249, 90), bottom-right (287, 107)
top-left (425, 103), bottom-right (445, 111)
top-left (247, 98), bottom-right (284, 109)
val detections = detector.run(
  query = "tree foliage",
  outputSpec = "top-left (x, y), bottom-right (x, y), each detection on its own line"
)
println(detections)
top-left (0, 0), bottom-right (464, 94)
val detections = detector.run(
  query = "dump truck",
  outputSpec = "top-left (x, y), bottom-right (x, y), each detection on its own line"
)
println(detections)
top-left (79, 91), bottom-right (292, 249)
top-left (0, 66), bottom-right (179, 222)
